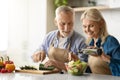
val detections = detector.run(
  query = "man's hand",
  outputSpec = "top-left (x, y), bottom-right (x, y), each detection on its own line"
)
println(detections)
top-left (68, 52), bottom-right (79, 61)
top-left (44, 59), bottom-right (67, 71)
top-left (32, 51), bottom-right (46, 62)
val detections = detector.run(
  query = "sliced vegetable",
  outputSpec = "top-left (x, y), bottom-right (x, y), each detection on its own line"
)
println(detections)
top-left (67, 60), bottom-right (87, 76)
top-left (20, 65), bottom-right (37, 70)
top-left (39, 64), bottom-right (55, 70)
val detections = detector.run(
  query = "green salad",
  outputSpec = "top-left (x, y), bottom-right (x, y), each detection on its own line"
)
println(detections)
top-left (67, 60), bottom-right (87, 76)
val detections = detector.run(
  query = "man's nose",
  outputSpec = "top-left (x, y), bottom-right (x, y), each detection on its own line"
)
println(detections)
top-left (64, 24), bottom-right (69, 31)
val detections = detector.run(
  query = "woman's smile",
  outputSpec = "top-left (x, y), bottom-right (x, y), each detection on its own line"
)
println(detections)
top-left (82, 19), bottom-right (100, 38)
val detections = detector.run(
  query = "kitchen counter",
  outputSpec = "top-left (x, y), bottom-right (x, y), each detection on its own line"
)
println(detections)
top-left (0, 72), bottom-right (119, 80)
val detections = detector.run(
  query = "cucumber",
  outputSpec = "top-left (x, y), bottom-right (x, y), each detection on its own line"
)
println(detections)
top-left (39, 64), bottom-right (55, 70)
top-left (20, 65), bottom-right (37, 70)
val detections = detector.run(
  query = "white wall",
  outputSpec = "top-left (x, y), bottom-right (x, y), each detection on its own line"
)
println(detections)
top-left (103, 9), bottom-right (120, 42)
top-left (46, 0), bottom-right (57, 33)
top-left (0, 0), bottom-right (8, 51)
top-left (8, 0), bottom-right (29, 67)
top-left (28, 0), bottom-right (47, 63)
top-left (7, 0), bottom-right (47, 67)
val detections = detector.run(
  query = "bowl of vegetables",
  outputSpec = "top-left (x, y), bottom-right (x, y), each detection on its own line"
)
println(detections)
top-left (66, 60), bottom-right (87, 76)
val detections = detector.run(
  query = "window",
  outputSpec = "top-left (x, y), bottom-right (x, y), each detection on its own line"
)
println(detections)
top-left (0, 0), bottom-right (8, 51)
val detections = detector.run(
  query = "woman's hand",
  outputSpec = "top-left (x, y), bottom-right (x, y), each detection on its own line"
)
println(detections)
top-left (86, 46), bottom-right (101, 56)
top-left (44, 59), bottom-right (67, 71)
top-left (101, 53), bottom-right (111, 63)
top-left (32, 51), bottom-right (46, 62)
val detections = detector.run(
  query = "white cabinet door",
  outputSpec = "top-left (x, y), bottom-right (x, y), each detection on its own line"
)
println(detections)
top-left (109, 0), bottom-right (120, 8)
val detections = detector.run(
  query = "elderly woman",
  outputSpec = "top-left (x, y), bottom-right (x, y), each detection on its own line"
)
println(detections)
top-left (80, 8), bottom-right (120, 76)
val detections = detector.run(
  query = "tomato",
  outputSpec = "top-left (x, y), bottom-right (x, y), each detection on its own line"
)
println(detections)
top-left (1, 68), bottom-right (7, 73)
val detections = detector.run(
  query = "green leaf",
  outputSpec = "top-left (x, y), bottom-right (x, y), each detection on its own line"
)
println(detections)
top-left (54, 0), bottom-right (68, 8)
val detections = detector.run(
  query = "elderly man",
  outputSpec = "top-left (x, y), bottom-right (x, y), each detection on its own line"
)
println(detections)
top-left (32, 6), bottom-right (87, 71)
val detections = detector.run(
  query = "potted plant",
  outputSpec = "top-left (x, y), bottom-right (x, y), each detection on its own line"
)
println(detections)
top-left (54, 0), bottom-right (68, 8)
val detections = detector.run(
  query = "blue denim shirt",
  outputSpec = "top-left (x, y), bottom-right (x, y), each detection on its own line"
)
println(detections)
top-left (89, 35), bottom-right (120, 76)
top-left (37, 30), bottom-right (88, 62)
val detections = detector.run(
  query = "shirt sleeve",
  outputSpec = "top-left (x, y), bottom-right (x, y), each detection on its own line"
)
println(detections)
top-left (102, 36), bottom-right (119, 58)
top-left (106, 36), bottom-right (120, 76)
top-left (106, 36), bottom-right (120, 59)
top-left (71, 32), bottom-right (88, 62)
top-left (109, 56), bottom-right (120, 76)
top-left (77, 39), bottom-right (88, 62)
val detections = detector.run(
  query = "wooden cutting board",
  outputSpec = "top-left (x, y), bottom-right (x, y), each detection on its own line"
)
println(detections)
top-left (15, 69), bottom-right (60, 74)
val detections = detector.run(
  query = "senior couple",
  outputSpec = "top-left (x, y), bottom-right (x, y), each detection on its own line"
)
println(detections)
top-left (32, 6), bottom-right (120, 76)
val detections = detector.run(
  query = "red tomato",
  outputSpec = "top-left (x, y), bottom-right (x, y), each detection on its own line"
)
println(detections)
top-left (1, 68), bottom-right (7, 73)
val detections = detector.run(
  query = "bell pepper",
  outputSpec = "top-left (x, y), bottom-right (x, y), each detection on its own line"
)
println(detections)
top-left (0, 57), bottom-right (4, 68)
top-left (4, 56), bottom-right (14, 66)
top-left (0, 56), bottom-right (15, 73)
top-left (4, 56), bottom-right (15, 72)
top-left (5, 64), bottom-right (15, 72)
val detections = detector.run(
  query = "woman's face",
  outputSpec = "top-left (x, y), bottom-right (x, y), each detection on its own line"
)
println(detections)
top-left (82, 18), bottom-right (101, 39)
top-left (55, 12), bottom-right (74, 38)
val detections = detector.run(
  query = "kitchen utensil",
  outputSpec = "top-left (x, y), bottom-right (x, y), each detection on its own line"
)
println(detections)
top-left (15, 69), bottom-right (60, 74)
top-left (78, 48), bottom-right (102, 56)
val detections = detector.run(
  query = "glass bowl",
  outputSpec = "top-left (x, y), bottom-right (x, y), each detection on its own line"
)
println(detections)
top-left (66, 60), bottom-right (87, 76)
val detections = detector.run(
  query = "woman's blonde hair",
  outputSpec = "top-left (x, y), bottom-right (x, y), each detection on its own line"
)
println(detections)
top-left (80, 8), bottom-right (109, 44)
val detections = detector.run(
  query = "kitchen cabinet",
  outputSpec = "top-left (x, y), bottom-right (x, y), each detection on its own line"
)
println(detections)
top-left (73, 6), bottom-right (110, 12)
top-left (68, 0), bottom-right (120, 12)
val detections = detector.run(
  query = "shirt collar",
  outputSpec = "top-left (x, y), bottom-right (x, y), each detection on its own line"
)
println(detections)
top-left (89, 38), bottom-right (102, 48)
top-left (55, 30), bottom-right (74, 41)
top-left (54, 30), bottom-right (74, 48)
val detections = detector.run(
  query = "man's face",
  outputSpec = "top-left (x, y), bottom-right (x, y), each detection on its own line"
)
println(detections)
top-left (55, 12), bottom-right (74, 37)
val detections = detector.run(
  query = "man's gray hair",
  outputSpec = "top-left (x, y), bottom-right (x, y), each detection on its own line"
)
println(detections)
top-left (55, 6), bottom-right (74, 19)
